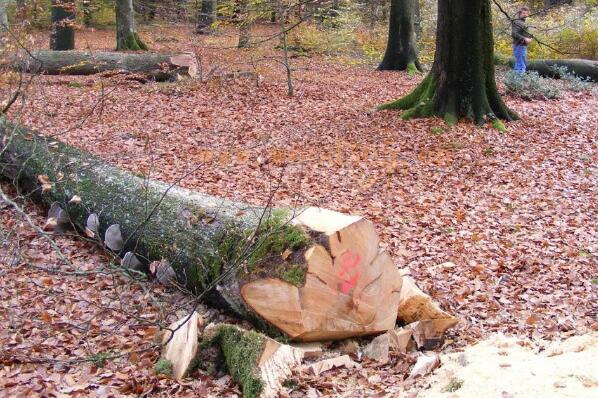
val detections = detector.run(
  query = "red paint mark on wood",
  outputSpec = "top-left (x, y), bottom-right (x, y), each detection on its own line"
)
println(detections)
top-left (337, 251), bottom-right (361, 294)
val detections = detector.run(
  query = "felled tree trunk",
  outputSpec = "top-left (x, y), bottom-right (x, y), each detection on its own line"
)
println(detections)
top-left (50, 0), bottom-right (75, 51)
top-left (497, 56), bottom-right (598, 82)
top-left (115, 0), bottom-right (147, 50)
top-left (18, 50), bottom-right (198, 81)
top-left (196, 0), bottom-right (216, 34)
top-left (0, 122), bottom-right (403, 342)
top-left (378, 0), bottom-right (422, 73)
top-left (379, 0), bottom-right (517, 125)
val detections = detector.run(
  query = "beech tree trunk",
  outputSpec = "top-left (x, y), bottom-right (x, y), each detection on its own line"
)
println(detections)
top-left (18, 50), bottom-right (198, 81)
top-left (116, 0), bottom-right (147, 51)
top-left (196, 0), bottom-right (216, 34)
top-left (378, 0), bottom-right (422, 72)
top-left (50, 0), bottom-right (75, 51)
top-left (379, 0), bottom-right (517, 125)
top-left (0, 122), bottom-right (403, 343)
top-left (237, 0), bottom-right (251, 48)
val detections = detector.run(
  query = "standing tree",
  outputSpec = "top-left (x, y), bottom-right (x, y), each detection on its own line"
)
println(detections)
top-left (50, 0), bottom-right (75, 51)
top-left (378, 0), bottom-right (422, 73)
top-left (116, 0), bottom-right (148, 50)
top-left (196, 0), bottom-right (216, 34)
top-left (236, 0), bottom-right (251, 48)
top-left (379, 0), bottom-right (517, 126)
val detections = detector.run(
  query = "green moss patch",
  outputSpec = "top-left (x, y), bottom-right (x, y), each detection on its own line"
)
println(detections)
top-left (212, 325), bottom-right (267, 398)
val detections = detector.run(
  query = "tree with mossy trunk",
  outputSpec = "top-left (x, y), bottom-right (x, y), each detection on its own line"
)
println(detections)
top-left (379, 0), bottom-right (517, 126)
top-left (116, 0), bottom-right (147, 51)
top-left (50, 0), bottom-right (75, 51)
top-left (378, 0), bottom-right (422, 73)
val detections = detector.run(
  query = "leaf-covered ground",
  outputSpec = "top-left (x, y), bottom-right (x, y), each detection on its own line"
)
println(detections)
top-left (1, 25), bottom-right (597, 396)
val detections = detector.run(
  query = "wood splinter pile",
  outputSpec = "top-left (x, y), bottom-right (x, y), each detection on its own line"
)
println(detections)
top-left (160, 210), bottom-right (458, 398)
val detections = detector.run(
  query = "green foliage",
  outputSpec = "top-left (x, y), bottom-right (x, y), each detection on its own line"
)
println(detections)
top-left (154, 358), bottom-right (174, 376)
top-left (87, 351), bottom-right (110, 368)
top-left (550, 66), bottom-right (593, 92)
top-left (493, 5), bottom-right (598, 60)
top-left (442, 378), bottom-right (464, 393)
top-left (503, 71), bottom-right (561, 100)
top-left (430, 126), bottom-right (446, 135)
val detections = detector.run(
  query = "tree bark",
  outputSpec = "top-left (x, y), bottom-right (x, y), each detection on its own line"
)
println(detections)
top-left (18, 50), bottom-right (198, 81)
top-left (50, 0), bottom-right (75, 51)
top-left (379, 0), bottom-right (517, 125)
top-left (196, 0), bottom-right (216, 34)
top-left (0, 0), bottom-right (9, 28)
top-left (237, 0), bottom-right (251, 48)
top-left (116, 0), bottom-right (147, 51)
top-left (0, 122), bottom-right (403, 342)
top-left (378, 0), bottom-right (422, 72)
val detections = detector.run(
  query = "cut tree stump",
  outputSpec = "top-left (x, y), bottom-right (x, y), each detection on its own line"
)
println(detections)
top-left (241, 207), bottom-right (403, 342)
top-left (17, 50), bottom-right (198, 81)
top-left (0, 123), bottom-right (404, 342)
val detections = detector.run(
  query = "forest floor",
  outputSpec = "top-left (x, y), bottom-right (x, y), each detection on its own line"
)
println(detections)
top-left (1, 25), bottom-right (597, 397)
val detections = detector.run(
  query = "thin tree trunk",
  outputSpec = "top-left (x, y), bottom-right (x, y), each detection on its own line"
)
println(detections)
top-left (0, 0), bottom-right (9, 28)
top-left (237, 0), bottom-right (251, 48)
top-left (50, 0), bottom-right (75, 51)
top-left (81, 0), bottom-right (92, 27)
top-left (379, 0), bottom-right (517, 125)
top-left (196, 0), bottom-right (216, 34)
top-left (378, 0), bottom-right (421, 72)
top-left (116, 0), bottom-right (148, 51)
top-left (413, 0), bottom-right (421, 39)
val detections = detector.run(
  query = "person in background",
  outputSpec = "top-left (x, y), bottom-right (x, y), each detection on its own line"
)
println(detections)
top-left (511, 6), bottom-right (533, 74)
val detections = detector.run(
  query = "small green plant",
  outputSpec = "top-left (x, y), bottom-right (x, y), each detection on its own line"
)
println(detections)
top-left (87, 352), bottom-right (110, 368)
top-left (154, 358), bottom-right (174, 376)
top-left (492, 119), bottom-right (506, 132)
top-left (442, 378), bottom-right (464, 393)
top-left (482, 147), bottom-right (495, 156)
top-left (67, 82), bottom-right (83, 89)
top-left (431, 126), bottom-right (445, 135)
top-left (591, 279), bottom-right (598, 285)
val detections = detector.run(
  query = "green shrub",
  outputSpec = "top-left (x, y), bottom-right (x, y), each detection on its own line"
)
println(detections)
top-left (503, 71), bottom-right (561, 100)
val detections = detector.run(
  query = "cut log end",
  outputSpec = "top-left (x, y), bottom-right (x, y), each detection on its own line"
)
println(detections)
top-left (241, 207), bottom-right (403, 342)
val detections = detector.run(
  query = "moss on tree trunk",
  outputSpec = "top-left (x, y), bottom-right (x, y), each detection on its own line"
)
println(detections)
top-left (0, 121), bottom-right (311, 336)
top-left (116, 0), bottom-right (148, 51)
top-left (379, 0), bottom-right (517, 125)
top-left (378, 0), bottom-right (422, 73)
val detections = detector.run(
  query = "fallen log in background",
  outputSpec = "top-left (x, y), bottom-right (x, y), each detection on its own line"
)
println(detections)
top-left (17, 50), bottom-right (198, 81)
top-left (0, 122), bottom-right (403, 342)
top-left (495, 54), bottom-right (598, 82)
